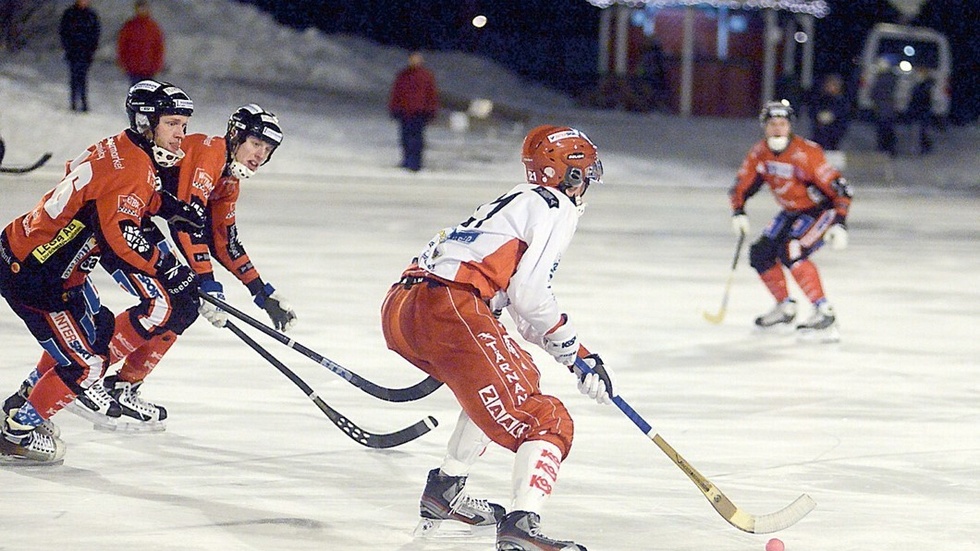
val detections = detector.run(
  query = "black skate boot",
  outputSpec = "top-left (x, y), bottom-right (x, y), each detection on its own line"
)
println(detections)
top-left (3, 381), bottom-right (61, 438)
top-left (104, 375), bottom-right (168, 432)
top-left (496, 510), bottom-right (586, 551)
top-left (65, 378), bottom-right (122, 430)
top-left (0, 415), bottom-right (66, 466)
top-left (414, 467), bottom-right (506, 537)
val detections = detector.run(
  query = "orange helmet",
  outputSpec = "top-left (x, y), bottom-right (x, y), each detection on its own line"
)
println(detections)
top-left (522, 125), bottom-right (602, 192)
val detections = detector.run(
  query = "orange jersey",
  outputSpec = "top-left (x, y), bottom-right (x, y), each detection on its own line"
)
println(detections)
top-left (164, 133), bottom-right (260, 287)
top-left (3, 130), bottom-right (164, 289)
top-left (729, 135), bottom-right (851, 220)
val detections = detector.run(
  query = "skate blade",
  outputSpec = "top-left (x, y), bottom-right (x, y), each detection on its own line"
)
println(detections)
top-left (752, 322), bottom-right (796, 336)
top-left (796, 326), bottom-right (841, 343)
top-left (64, 401), bottom-right (120, 430)
top-left (413, 518), bottom-right (496, 539)
top-left (94, 419), bottom-right (167, 433)
top-left (0, 453), bottom-right (65, 467)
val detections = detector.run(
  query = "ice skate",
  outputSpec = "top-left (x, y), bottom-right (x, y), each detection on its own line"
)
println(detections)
top-left (65, 378), bottom-right (122, 431)
top-left (0, 415), bottom-right (66, 466)
top-left (102, 375), bottom-right (168, 432)
top-left (754, 299), bottom-right (797, 330)
top-left (796, 302), bottom-right (840, 343)
top-left (413, 467), bottom-right (505, 538)
top-left (3, 381), bottom-right (61, 438)
top-left (496, 510), bottom-right (586, 551)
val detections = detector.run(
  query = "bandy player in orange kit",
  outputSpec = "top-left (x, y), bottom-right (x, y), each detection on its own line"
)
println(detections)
top-left (729, 99), bottom-right (853, 342)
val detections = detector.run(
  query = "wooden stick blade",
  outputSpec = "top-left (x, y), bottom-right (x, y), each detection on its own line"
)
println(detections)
top-left (727, 493), bottom-right (817, 534)
top-left (702, 308), bottom-right (726, 324)
top-left (652, 433), bottom-right (815, 534)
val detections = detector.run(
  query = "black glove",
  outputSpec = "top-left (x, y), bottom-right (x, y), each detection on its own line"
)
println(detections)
top-left (155, 254), bottom-right (199, 299)
top-left (157, 191), bottom-right (205, 233)
top-left (575, 353), bottom-right (616, 405)
top-left (253, 282), bottom-right (297, 331)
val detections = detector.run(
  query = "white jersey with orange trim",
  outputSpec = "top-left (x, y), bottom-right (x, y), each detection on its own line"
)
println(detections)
top-left (412, 183), bottom-right (581, 346)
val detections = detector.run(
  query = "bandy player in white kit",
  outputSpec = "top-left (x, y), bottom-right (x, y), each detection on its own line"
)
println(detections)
top-left (383, 125), bottom-right (616, 551)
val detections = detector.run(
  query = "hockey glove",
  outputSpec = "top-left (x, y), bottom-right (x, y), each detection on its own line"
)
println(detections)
top-left (576, 353), bottom-right (616, 405)
top-left (254, 283), bottom-right (297, 331)
top-left (543, 317), bottom-right (577, 366)
top-left (198, 280), bottom-right (228, 328)
top-left (157, 191), bottom-right (205, 233)
top-left (824, 223), bottom-right (848, 250)
top-left (731, 213), bottom-right (750, 237)
top-left (155, 255), bottom-right (198, 299)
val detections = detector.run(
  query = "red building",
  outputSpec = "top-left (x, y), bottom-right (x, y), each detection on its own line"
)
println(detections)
top-left (588, 1), bottom-right (830, 117)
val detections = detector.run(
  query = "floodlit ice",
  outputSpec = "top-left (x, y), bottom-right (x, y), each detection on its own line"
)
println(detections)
top-left (1, 1), bottom-right (978, 549)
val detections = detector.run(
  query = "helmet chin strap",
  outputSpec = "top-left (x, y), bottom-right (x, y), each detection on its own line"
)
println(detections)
top-left (767, 135), bottom-right (790, 152)
top-left (228, 160), bottom-right (255, 179)
top-left (153, 145), bottom-right (184, 168)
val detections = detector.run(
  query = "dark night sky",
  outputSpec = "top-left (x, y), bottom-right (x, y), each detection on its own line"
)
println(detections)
top-left (234, 0), bottom-right (977, 122)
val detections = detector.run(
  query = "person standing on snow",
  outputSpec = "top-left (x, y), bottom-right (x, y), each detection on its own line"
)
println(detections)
top-left (808, 73), bottom-right (850, 151)
top-left (382, 125), bottom-right (614, 550)
top-left (729, 100), bottom-right (853, 343)
top-left (117, 0), bottom-right (165, 85)
top-left (388, 51), bottom-right (439, 172)
top-left (59, 0), bottom-right (101, 112)
top-left (0, 80), bottom-right (202, 464)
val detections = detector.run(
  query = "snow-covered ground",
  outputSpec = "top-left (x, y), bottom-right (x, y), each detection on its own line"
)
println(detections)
top-left (1, 1), bottom-right (978, 550)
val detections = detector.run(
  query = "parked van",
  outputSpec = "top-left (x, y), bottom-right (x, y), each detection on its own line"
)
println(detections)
top-left (856, 23), bottom-right (951, 119)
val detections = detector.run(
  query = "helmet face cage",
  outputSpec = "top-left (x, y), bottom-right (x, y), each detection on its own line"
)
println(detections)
top-left (125, 80), bottom-right (194, 136)
top-left (226, 104), bottom-right (283, 166)
top-left (759, 99), bottom-right (795, 126)
top-left (522, 126), bottom-right (602, 191)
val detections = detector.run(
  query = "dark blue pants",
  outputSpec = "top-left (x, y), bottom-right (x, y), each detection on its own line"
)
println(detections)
top-left (68, 59), bottom-right (92, 111)
top-left (399, 115), bottom-right (428, 171)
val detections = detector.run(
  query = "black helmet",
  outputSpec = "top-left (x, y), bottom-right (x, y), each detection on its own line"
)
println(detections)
top-left (759, 99), bottom-right (795, 125)
top-left (226, 104), bottom-right (283, 163)
top-left (125, 79), bottom-right (194, 136)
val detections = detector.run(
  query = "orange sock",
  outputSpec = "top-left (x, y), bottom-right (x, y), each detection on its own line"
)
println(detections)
top-left (117, 331), bottom-right (178, 383)
top-left (790, 259), bottom-right (826, 304)
top-left (35, 351), bottom-right (59, 377)
top-left (759, 265), bottom-right (790, 302)
top-left (28, 370), bottom-right (77, 419)
top-left (108, 312), bottom-right (152, 369)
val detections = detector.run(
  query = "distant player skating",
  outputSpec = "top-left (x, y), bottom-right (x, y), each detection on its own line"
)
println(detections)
top-left (729, 100), bottom-right (853, 342)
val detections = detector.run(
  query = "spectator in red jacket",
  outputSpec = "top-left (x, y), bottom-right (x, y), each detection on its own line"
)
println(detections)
top-left (388, 52), bottom-right (439, 172)
top-left (117, 0), bottom-right (164, 85)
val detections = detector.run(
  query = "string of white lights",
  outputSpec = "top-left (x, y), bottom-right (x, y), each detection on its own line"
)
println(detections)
top-left (582, 0), bottom-right (831, 19)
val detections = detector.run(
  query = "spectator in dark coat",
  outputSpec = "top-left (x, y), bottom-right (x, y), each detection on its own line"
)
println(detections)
top-left (870, 57), bottom-right (898, 157)
top-left (908, 68), bottom-right (936, 155)
top-left (809, 73), bottom-right (850, 151)
top-left (117, 0), bottom-right (165, 85)
top-left (388, 52), bottom-right (439, 172)
top-left (59, 0), bottom-right (101, 112)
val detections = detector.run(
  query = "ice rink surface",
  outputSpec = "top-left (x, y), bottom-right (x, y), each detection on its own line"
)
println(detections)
top-left (1, 163), bottom-right (977, 550)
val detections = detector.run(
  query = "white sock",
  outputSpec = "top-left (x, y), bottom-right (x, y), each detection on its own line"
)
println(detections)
top-left (511, 440), bottom-right (563, 513)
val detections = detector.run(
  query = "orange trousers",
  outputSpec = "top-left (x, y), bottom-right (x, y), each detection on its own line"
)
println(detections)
top-left (382, 279), bottom-right (573, 458)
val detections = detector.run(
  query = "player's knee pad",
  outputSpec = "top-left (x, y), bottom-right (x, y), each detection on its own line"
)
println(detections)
top-left (166, 293), bottom-right (200, 335)
top-left (91, 306), bottom-right (115, 357)
top-left (520, 394), bottom-right (574, 458)
top-left (749, 238), bottom-right (779, 273)
top-left (778, 239), bottom-right (807, 267)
